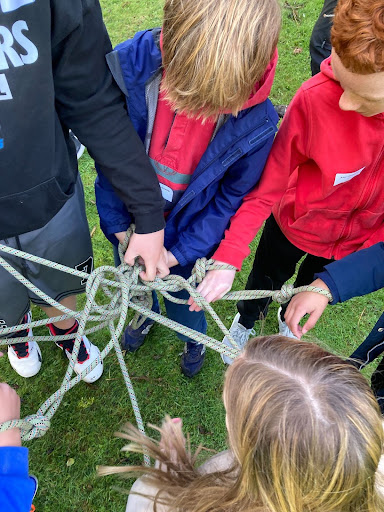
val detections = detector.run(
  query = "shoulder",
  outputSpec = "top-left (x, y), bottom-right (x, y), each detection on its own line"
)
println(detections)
top-left (198, 450), bottom-right (235, 475)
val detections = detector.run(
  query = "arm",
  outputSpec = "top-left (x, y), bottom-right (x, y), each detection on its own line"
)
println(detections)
top-left (285, 242), bottom-right (384, 337)
top-left (189, 93), bottom-right (310, 308)
top-left (51, 0), bottom-right (166, 279)
top-left (212, 90), bottom-right (310, 268)
top-left (0, 383), bottom-right (36, 512)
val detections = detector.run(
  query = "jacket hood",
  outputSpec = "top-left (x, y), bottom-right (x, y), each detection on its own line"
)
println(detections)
top-left (236, 49), bottom-right (279, 111)
top-left (320, 55), bottom-right (335, 80)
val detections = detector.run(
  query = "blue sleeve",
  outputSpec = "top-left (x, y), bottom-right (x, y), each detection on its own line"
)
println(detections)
top-left (315, 242), bottom-right (384, 305)
top-left (95, 166), bottom-right (132, 247)
top-left (0, 447), bottom-right (37, 512)
top-left (170, 132), bottom-right (275, 267)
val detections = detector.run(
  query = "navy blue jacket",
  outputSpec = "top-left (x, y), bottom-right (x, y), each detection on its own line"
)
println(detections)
top-left (316, 242), bottom-right (384, 304)
top-left (0, 447), bottom-right (36, 512)
top-left (95, 29), bottom-right (278, 267)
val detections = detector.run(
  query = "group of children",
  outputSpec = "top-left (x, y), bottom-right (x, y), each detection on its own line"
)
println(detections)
top-left (2, 0), bottom-right (384, 509)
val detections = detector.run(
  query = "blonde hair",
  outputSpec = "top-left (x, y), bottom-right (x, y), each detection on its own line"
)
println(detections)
top-left (161, 0), bottom-right (281, 119)
top-left (100, 336), bottom-right (384, 512)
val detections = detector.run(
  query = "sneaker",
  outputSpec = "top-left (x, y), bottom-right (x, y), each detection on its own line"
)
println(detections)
top-left (274, 104), bottom-right (288, 118)
top-left (121, 301), bottom-right (161, 353)
top-left (49, 323), bottom-right (103, 383)
top-left (277, 307), bottom-right (298, 339)
top-left (181, 342), bottom-right (206, 378)
top-left (221, 313), bottom-right (255, 365)
top-left (8, 312), bottom-right (42, 378)
top-left (69, 131), bottom-right (85, 160)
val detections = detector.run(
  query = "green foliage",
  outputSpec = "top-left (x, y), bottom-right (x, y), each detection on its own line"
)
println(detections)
top-left (1, 1), bottom-right (383, 510)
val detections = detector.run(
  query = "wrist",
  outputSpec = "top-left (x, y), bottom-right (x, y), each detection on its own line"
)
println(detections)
top-left (311, 278), bottom-right (330, 293)
top-left (0, 428), bottom-right (21, 447)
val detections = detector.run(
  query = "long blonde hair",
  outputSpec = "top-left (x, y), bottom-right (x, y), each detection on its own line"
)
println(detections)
top-left (161, 0), bottom-right (281, 119)
top-left (100, 336), bottom-right (384, 511)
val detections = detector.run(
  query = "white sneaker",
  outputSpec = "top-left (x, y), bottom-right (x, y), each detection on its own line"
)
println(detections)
top-left (58, 334), bottom-right (103, 384)
top-left (277, 307), bottom-right (298, 339)
top-left (221, 313), bottom-right (256, 365)
top-left (8, 312), bottom-right (42, 378)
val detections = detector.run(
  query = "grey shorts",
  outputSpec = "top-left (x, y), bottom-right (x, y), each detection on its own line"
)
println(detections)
top-left (0, 176), bottom-right (93, 328)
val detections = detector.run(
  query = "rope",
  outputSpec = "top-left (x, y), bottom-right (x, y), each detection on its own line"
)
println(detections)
top-left (0, 226), bottom-right (333, 460)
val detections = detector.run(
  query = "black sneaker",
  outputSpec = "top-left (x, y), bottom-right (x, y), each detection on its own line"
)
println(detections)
top-left (121, 301), bottom-right (161, 353)
top-left (180, 342), bottom-right (206, 378)
top-left (274, 104), bottom-right (288, 119)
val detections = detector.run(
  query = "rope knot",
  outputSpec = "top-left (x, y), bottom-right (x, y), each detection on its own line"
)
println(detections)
top-left (192, 258), bottom-right (209, 284)
top-left (22, 414), bottom-right (51, 440)
top-left (272, 284), bottom-right (294, 304)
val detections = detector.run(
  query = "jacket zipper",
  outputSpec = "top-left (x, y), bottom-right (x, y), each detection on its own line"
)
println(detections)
top-left (163, 112), bottom-right (177, 150)
top-left (332, 145), bottom-right (384, 259)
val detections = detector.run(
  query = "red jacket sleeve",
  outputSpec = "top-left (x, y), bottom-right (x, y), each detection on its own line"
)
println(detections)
top-left (212, 88), bottom-right (311, 269)
top-left (361, 226), bottom-right (384, 250)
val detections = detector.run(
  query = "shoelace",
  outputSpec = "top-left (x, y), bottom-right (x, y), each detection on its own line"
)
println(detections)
top-left (12, 341), bottom-right (29, 358)
top-left (236, 328), bottom-right (256, 350)
top-left (56, 338), bottom-right (89, 363)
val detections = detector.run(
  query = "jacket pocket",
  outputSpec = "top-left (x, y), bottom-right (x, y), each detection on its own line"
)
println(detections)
top-left (0, 177), bottom-right (74, 239)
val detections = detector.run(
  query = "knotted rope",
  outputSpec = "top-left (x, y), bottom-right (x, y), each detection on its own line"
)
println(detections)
top-left (0, 226), bottom-right (332, 459)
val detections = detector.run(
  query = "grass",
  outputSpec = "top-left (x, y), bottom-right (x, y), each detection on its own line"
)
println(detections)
top-left (2, 1), bottom-right (384, 510)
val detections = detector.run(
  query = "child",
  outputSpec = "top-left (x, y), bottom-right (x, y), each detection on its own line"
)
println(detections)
top-left (284, 242), bottom-right (384, 412)
top-left (95, 0), bottom-right (281, 377)
top-left (197, 0), bottom-right (384, 362)
top-left (1, 0), bottom-right (167, 384)
top-left (100, 336), bottom-right (384, 512)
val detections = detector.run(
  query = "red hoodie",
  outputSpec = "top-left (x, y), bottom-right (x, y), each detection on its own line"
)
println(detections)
top-left (213, 56), bottom-right (384, 268)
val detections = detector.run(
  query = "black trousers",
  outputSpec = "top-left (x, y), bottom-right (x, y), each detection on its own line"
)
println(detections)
top-left (309, 0), bottom-right (338, 76)
top-left (237, 215), bottom-right (332, 329)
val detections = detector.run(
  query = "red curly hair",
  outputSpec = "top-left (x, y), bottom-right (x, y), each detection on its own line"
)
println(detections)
top-left (331, 0), bottom-right (384, 74)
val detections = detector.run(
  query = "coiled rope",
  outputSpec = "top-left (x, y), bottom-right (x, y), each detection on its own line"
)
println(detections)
top-left (0, 226), bottom-right (332, 463)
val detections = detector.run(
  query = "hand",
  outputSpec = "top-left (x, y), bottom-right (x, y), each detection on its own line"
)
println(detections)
top-left (155, 417), bottom-right (185, 471)
top-left (166, 251), bottom-right (179, 269)
top-left (119, 229), bottom-right (170, 281)
top-left (114, 231), bottom-right (127, 245)
top-left (0, 383), bottom-right (21, 447)
top-left (188, 263), bottom-right (236, 312)
top-left (284, 278), bottom-right (331, 339)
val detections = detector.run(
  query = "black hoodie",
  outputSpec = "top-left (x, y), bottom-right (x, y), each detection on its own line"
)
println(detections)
top-left (0, 0), bottom-right (164, 238)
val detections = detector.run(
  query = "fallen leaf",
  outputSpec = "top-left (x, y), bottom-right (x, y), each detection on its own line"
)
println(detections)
top-left (293, 47), bottom-right (303, 54)
top-left (66, 458), bottom-right (75, 467)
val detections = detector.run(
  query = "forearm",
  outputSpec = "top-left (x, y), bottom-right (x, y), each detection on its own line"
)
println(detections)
top-left (315, 243), bottom-right (384, 304)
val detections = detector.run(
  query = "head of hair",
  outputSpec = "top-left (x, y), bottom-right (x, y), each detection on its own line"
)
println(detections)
top-left (160, 0), bottom-right (281, 120)
top-left (100, 336), bottom-right (384, 512)
top-left (331, 0), bottom-right (384, 74)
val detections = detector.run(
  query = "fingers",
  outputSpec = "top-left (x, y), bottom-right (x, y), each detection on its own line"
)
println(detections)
top-left (124, 248), bottom-right (137, 267)
top-left (139, 264), bottom-right (157, 281)
top-left (301, 309), bottom-right (324, 335)
top-left (156, 259), bottom-right (170, 279)
top-left (285, 307), bottom-right (306, 339)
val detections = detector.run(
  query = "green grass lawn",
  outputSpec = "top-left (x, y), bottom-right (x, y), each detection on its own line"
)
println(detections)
top-left (2, 1), bottom-right (384, 511)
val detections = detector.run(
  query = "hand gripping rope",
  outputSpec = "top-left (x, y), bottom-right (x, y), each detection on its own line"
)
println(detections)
top-left (0, 226), bottom-right (332, 464)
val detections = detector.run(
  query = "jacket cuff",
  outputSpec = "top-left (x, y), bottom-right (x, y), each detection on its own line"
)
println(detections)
top-left (100, 221), bottom-right (132, 238)
top-left (134, 211), bottom-right (165, 234)
top-left (169, 245), bottom-right (188, 267)
top-left (212, 245), bottom-right (244, 271)
top-left (0, 447), bottom-right (29, 477)
top-left (314, 271), bottom-right (340, 305)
